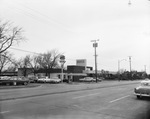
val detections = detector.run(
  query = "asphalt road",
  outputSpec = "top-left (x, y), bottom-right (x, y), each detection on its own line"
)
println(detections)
top-left (0, 81), bottom-right (150, 119)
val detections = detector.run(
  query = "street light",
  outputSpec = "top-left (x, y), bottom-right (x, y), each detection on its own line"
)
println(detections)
top-left (144, 65), bottom-right (147, 73)
top-left (128, 0), bottom-right (131, 5)
top-left (91, 39), bottom-right (99, 83)
top-left (118, 59), bottom-right (127, 81)
top-left (118, 59), bottom-right (127, 74)
top-left (60, 55), bottom-right (66, 83)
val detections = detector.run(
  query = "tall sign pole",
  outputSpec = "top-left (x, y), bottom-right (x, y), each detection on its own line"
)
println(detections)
top-left (60, 55), bottom-right (66, 83)
top-left (91, 39), bottom-right (99, 83)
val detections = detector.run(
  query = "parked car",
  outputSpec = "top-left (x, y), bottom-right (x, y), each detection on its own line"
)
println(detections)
top-left (0, 76), bottom-right (29, 86)
top-left (79, 77), bottom-right (95, 82)
top-left (28, 76), bottom-right (38, 83)
top-left (0, 76), bottom-right (11, 80)
top-left (37, 76), bottom-right (46, 83)
top-left (93, 77), bottom-right (103, 82)
top-left (97, 78), bottom-right (102, 82)
top-left (134, 79), bottom-right (150, 99)
top-left (63, 78), bottom-right (69, 83)
top-left (44, 77), bottom-right (52, 83)
top-left (49, 77), bottom-right (61, 83)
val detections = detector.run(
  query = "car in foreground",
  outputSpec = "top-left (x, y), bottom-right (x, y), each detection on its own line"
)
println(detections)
top-left (134, 79), bottom-right (150, 99)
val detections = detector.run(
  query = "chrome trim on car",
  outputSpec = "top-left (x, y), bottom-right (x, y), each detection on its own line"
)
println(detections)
top-left (134, 93), bottom-right (150, 97)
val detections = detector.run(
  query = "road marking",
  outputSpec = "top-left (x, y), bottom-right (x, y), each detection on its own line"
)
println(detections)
top-left (0, 111), bottom-right (10, 114)
top-left (109, 95), bottom-right (130, 103)
top-left (73, 105), bottom-right (81, 108)
top-left (73, 93), bottom-right (100, 99)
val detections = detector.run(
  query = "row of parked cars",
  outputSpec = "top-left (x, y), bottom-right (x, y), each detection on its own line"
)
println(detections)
top-left (37, 77), bottom-right (62, 83)
top-left (79, 77), bottom-right (103, 82)
top-left (0, 76), bottom-right (30, 86)
top-left (30, 76), bottom-right (104, 83)
top-left (0, 75), bottom-right (104, 85)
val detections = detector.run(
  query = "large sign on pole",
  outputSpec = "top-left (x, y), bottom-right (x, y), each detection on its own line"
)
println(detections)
top-left (93, 42), bottom-right (98, 47)
top-left (76, 59), bottom-right (87, 67)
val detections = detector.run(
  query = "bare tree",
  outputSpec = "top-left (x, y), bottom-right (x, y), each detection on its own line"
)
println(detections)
top-left (0, 51), bottom-right (12, 74)
top-left (14, 50), bottom-right (62, 77)
top-left (36, 50), bottom-right (62, 78)
top-left (17, 55), bottom-right (33, 77)
top-left (0, 20), bottom-right (24, 54)
top-left (31, 55), bottom-right (41, 74)
top-left (21, 55), bottom-right (39, 76)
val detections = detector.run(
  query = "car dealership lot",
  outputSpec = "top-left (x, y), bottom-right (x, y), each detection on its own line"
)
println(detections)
top-left (0, 80), bottom-right (150, 119)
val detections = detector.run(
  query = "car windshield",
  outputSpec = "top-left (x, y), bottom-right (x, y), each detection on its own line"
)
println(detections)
top-left (52, 77), bottom-right (58, 79)
top-left (85, 77), bottom-right (91, 79)
top-left (141, 82), bottom-right (150, 86)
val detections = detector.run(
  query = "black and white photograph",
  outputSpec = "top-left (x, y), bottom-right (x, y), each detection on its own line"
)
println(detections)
top-left (0, 0), bottom-right (150, 119)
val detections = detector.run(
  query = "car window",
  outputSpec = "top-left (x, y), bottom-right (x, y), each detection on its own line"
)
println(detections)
top-left (141, 83), bottom-right (150, 86)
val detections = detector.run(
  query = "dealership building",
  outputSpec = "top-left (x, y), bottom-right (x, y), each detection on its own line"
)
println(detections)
top-left (17, 59), bottom-right (98, 82)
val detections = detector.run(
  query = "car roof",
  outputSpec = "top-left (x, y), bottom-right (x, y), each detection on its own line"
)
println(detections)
top-left (141, 79), bottom-right (150, 84)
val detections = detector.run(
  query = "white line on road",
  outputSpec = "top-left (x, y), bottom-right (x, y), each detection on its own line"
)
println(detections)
top-left (73, 93), bottom-right (101, 99)
top-left (73, 105), bottom-right (82, 108)
top-left (109, 95), bottom-right (130, 103)
top-left (0, 111), bottom-right (10, 114)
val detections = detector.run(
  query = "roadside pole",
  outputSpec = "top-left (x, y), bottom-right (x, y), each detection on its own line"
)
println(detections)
top-left (91, 39), bottom-right (99, 83)
top-left (60, 55), bottom-right (66, 83)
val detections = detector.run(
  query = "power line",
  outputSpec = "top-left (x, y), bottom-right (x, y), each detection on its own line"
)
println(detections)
top-left (7, 1), bottom-right (72, 32)
top-left (9, 47), bottom-right (41, 55)
top-left (18, 3), bottom-right (71, 28)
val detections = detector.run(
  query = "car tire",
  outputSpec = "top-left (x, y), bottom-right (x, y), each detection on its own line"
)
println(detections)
top-left (137, 95), bottom-right (141, 99)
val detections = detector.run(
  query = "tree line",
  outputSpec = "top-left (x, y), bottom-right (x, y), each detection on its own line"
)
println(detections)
top-left (0, 20), bottom-right (62, 78)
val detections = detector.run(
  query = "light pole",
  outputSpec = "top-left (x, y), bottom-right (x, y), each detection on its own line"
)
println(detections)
top-left (128, 0), bottom-right (131, 5)
top-left (118, 59), bottom-right (127, 74)
top-left (144, 65), bottom-right (147, 73)
top-left (60, 55), bottom-right (66, 83)
top-left (128, 56), bottom-right (132, 80)
top-left (91, 39), bottom-right (99, 83)
top-left (118, 59), bottom-right (126, 81)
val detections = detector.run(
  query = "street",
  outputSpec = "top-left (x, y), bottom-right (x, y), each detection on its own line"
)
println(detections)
top-left (0, 81), bottom-right (150, 119)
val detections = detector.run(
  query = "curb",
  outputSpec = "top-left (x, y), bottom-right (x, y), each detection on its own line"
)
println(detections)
top-left (0, 84), bottom-right (41, 90)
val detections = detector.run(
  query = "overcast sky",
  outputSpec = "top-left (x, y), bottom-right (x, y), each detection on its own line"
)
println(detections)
top-left (0, 0), bottom-right (150, 73)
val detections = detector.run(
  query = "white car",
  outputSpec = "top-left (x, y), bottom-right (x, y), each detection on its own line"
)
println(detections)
top-left (0, 76), bottom-right (11, 80)
top-left (134, 79), bottom-right (150, 99)
top-left (37, 76), bottom-right (46, 83)
top-left (49, 77), bottom-right (61, 83)
top-left (44, 77), bottom-right (52, 83)
top-left (79, 77), bottom-right (95, 82)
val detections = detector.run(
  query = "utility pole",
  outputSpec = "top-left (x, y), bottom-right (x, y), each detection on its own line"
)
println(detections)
top-left (91, 39), bottom-right (99, 83)
top-left (144, 65), bottom-right (146, 73)
top-left (60, 55), bottom-right (66, 83)
top-left (128, 0), bottom-right (131, 5)
top-left (129, 56), bottom-right (132, 80)
top-left (118, 59), bottom-right (126, 74)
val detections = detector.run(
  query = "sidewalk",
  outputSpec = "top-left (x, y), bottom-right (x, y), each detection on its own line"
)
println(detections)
top-left (0, 80), bottom-right (140, 101)
top-left (0, 83), bottom-right (40, 89)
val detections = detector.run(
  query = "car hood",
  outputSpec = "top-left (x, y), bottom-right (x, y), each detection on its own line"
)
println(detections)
top-left (135, 86), bottom-right (150, 93)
